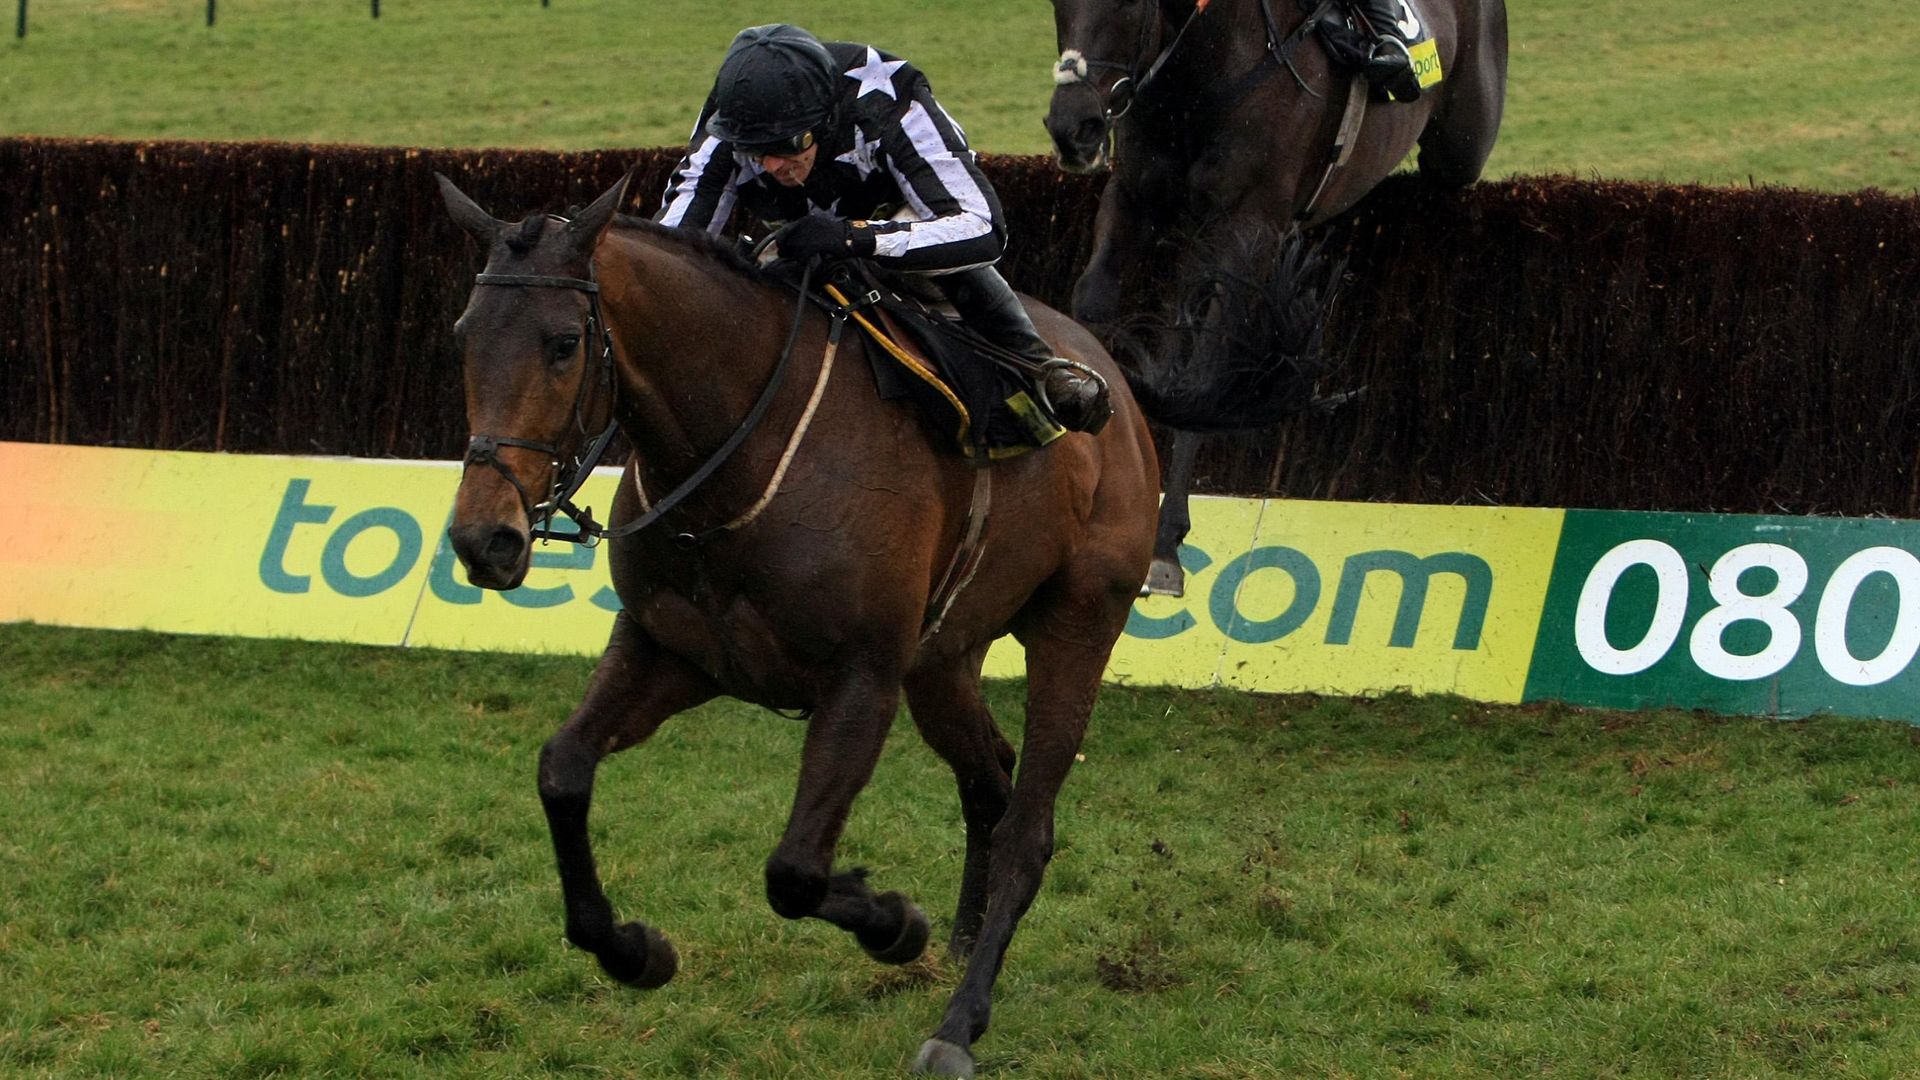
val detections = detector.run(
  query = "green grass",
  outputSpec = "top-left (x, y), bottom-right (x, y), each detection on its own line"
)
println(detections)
top-left (2, 0), bottom-right (1916, 192)
top-left (4, 621), bottom-right (1920, 1077)
top-left (7, 6), bottom-right (1915, 1072)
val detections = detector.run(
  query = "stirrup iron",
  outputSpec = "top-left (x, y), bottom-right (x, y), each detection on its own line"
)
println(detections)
top-left (1036, 358), bottom-right (1114, 435)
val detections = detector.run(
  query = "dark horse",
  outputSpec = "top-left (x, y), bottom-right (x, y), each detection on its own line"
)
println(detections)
top-left (435, 172), bottom-right (1308, 1076)
top-left (1046, 0), bottom-right (1508, 593)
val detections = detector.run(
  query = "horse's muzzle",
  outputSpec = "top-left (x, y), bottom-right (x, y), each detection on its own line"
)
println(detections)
top-left (448, 521), bottom-right (531, 591)
top-left (1044, 101), bottom-right (1111, 175)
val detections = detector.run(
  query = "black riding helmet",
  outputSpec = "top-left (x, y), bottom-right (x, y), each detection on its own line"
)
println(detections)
top-left (705, 24), bottom-right (838, 156)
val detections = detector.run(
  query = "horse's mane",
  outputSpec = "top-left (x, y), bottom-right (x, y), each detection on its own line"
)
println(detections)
top-left (610, 212), bottom-right (768, 281)
top-left (501, 210), bottom-right (769, 282)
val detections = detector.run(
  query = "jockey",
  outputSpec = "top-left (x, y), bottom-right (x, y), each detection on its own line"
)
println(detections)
top-left (1353, 0), bottom-right (1425, 102)
top-left (657, 23), bottom-right (1111, 433)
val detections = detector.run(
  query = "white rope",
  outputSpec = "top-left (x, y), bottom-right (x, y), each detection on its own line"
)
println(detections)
top-left (719, 334), bottom-right (838, 533)
top-left (629, 332), bottom-right (839, 533)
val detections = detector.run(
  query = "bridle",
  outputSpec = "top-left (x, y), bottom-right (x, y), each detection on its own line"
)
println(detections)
top-left (1055, 0), bottom-right (1212, 130)
top-left (463, 253), bottom-right (829, 548)
top-left (463, 265), bottom-right (621, 546)
top-left (1056, 0), bottom-right (1336, 144)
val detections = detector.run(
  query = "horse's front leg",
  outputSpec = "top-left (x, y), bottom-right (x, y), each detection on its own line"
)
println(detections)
top-left (538, 610), bottom-right (718, 988)
top-left (1143, 433), bottom-right (1200, 597)
top-left (1070, 173), bottom-right (1155, 332)
top-left (765, 669), bottom-right (931, 965)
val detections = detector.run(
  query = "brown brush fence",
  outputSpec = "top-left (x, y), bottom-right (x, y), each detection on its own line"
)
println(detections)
top-left (4, 136), bottom-right (1918, 514)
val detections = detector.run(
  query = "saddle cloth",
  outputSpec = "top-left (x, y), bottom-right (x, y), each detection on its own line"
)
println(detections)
top-left (1307, 0), bottom-right (1444, 94)
top-left (823, 273), bottom-right (1067, 463)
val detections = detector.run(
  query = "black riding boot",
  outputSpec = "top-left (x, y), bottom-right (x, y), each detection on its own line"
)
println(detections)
top-left (1354, 0), bottom-right (1423, 102)
top-left (933, 266), bottom-right (1112, 434)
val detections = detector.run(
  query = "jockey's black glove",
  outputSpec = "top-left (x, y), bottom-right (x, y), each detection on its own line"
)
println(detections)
top-left (779, 212), bottom-right (877, 260)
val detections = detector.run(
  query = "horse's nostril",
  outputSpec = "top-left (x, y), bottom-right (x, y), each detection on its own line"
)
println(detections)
top-left (482, 526), bottom-right (525, 568)
top-left (1075, 118), bottom-right (1105, 146)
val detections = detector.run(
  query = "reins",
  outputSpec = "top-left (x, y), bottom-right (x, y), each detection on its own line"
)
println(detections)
top-left (1061, 0), bottom-right (1212, 128)
top-left (1068, 0), bottom-right (1339, 147)
top-left (467, 257), bottom-right (847, 550)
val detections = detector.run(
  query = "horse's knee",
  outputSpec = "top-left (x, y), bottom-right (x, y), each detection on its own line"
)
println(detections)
top-left (959, 776), bottom-right (1011, 832)
top-left (992, 814), bottom-right (1056, 877)
top-left (1418, 81), bottom-right (1504, 187)
top-left (1071, 270), bottom-right (1121, 329)
top-left (538, 730), bottom-right (598, 801)
top-left (765, 855), bottom-right (829, 920)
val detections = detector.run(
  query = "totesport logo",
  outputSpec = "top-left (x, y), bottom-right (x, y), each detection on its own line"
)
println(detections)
top-left (5, 442), bottom-right (1918, 723)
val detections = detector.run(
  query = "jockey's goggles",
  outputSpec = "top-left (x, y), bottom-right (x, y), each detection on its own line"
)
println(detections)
top-left (738, 129), bottom-right (815, 159)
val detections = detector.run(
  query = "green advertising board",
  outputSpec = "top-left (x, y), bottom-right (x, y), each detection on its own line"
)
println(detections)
top-left (1524, 512), bottom-right (1920, 718)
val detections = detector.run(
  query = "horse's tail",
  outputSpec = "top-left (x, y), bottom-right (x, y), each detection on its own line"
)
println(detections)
top-left (1114, 227), bottom-right (1344, 433)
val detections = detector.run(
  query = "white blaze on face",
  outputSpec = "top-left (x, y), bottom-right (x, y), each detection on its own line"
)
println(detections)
top-left (1054, 49), bottom-right (1089, 85)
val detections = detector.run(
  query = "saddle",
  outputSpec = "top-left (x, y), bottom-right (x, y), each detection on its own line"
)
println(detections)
top-left (819, 263), bottom-right (1067, 463)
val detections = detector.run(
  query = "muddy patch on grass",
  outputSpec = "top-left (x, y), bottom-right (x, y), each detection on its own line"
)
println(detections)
top-left (1095, 939), bottom-right (1183, 993)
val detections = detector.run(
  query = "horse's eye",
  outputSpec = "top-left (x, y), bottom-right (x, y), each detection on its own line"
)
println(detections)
top-left (550, 334), bottom-right (582, 361)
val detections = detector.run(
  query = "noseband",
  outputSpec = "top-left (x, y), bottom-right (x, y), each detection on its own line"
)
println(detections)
top-left (1057, 0), bottom-right (1212, 128)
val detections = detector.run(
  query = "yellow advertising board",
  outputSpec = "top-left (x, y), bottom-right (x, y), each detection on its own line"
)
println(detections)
top-left (3, 443), bottom-right (455, 645)
top-left (17, 444), bottom-right (1920, 725)
top-left (1217, 502), bottom-right (1562, 701)
top-left (1, 444), bottom-right (1564, 702)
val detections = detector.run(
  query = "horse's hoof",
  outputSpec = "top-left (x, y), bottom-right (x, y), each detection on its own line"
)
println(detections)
top-left (1140, 557), bottom-right (1186, 598)
top-left (863, 891), bottom-right (931, 965)
top-left (597, 921), bottom-right (678, 989)
top-left (913, 1038), bottom-right (975, 1077)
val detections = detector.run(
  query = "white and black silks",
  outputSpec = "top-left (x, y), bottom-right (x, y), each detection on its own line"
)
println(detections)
top-left (656, 43), bottom-right (1005, 276)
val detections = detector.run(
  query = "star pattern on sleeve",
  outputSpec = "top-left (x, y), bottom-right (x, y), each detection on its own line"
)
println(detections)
top-left (843, 46), bottom-right (908, 100)
top-left (834, 136), bottom-right (881, 180)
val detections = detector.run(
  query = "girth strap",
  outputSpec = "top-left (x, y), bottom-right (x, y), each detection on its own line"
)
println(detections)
top-left (921, 466), bottom-right (994, 645)
top-left (1295, 71), bottom-right (1370, 221)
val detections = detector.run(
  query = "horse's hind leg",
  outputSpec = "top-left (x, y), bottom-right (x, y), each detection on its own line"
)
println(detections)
top-left (764, 670), bottom-right (931, 965)
top-left (538, 610), bottom-right (717, 989)
top-left (917, 597), bottom-right (1123, 1077)
top-left (1416, 0), bottom-right (1509, 187)
top-left (904, 648), bottom-right (1016, 958)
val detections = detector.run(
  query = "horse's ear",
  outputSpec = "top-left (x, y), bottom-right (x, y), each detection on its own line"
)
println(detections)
top-left (436, 172), bottom-right (503, 247)
top-left (567, 169), bottom-right (634, 255)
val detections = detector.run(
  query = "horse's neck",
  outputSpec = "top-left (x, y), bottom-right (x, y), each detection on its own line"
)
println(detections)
top-left (1132, 0), bottom-right (1320, 159)
top-left (1198, 0), bottom-right (1279, 71)
top-left (1139, 0), bottom-right (1274, 120)
top-left (597, 230), bottom-right (802, 473)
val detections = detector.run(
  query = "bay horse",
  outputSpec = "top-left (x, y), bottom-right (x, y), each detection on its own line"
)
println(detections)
top-left (435, 172), bottom-right (1308, 1076)
top-left (1046, 0), bottom-right (1508, 593)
